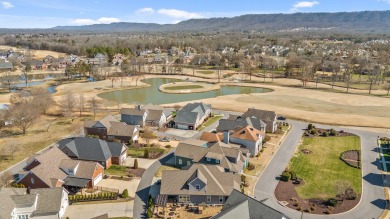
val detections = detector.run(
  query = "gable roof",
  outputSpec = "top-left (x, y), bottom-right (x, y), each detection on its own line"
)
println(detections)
top-left (217, 116), bottom-right (266, 132)
top-left (30, 187), bottom-right (67, 217)
top-left (120, 108), bottom-right (148, 116)
top-left (199, 132), bottom-right (223, 143)
top-left (230, 126), bottom-right (263, 142)
top-left (145, 109), bottom-right (164, 121)
top-left (84, 115), bottom-right (119, 129)
top-left (174, 111), bottom-right (199, 124)
top-left (212, 189), bottom-right (288, 219)
top-left (241, 108), bottom-right (277, 122)
top-left (160, 164), bottom-right (240, 196)
top-left (58, 137), bottom-right (125, 161)
top-left (107, 121), bottom-right (137, 137)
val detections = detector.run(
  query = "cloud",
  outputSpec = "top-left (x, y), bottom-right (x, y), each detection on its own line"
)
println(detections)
top-left (157, 8), bottom-right (204, 19)
top-left (136, 7), bottom-right (155, 14)
top-left (1, 1), bottom-right (14, 9)
top-left (290, 1), bottom-right (319, 12)
top-left (70, 17), bottom-right (120, 25)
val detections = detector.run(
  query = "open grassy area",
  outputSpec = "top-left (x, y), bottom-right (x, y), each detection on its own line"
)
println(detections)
top-left (127, 147), bottom-right (167, 158)
top-left (164, 85), bottom-right (203, 90)
top-left (197, 70), bottom-right (215, 75)
top-left (198, 115), bottom-right (223, 131)
top-left (289, 136), bottom-right (361, 199)
top-left (105, 165), bottom-right (129, 176)
top-left (154, 164), bottom-right (179, 177)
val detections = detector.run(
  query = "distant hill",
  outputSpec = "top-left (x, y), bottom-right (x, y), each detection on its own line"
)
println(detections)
top-left (46, 10), bottom-right (390, 33)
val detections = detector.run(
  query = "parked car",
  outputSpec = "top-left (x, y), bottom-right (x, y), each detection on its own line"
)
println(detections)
top-left (277, 116), bottom-right (286, 120)
top-left (159, 137), bottom-right (170, 142)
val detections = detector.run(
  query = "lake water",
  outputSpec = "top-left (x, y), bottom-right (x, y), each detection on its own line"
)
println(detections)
top-left (98, 78), bottom-right (272, 105)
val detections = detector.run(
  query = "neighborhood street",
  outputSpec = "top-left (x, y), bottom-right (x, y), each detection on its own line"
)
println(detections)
top-left (254, 119), bottom-right (388, 219)
top-left (64, 200), bottom-right (134, 219)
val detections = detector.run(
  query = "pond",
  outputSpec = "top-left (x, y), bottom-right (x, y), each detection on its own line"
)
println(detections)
top-left (98, 78), bottom-right (272, 105)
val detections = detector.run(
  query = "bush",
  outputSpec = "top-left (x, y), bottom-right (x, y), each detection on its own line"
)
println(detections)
top-left (305, 208), bottom-right (311, 213)
top-left (322, 131), bottom-right (329, 137)
top-left (290, 171), bottom-right (297, 180)
top-left (146, 208), bottom-right (153, 218)
top-left (122, 189), bottom-right (129, 198)
top-left (264, 135), bottom-right (271, 143)
top-left (327, 198), bottom-right (338, 206)
top-left (330, 129), bottom-right (337, 136)
top-left (144, 149), bottom-right (150, 158)
top-left (247, 162), bottom-right (255, 170)
top-left (134, 159), bottom-right (139, 169)
top-left (307, 123), bottom-right (313, 130)
top-left (165, 144), bottom-right (171, 148)
top-left (241, 175), bottom-right (247, 182)
top-left (280, 171), bottom-right (291, 182)
top-left (310, 128), bottom-right (318, 135)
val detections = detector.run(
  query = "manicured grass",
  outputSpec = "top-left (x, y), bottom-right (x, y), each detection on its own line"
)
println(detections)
top-left (289, 136), bottom-right (361, 199)
top-left (154, 165), bottom-right (179, 177)
top-left (127, 147), bottom-right (167, 158)
top-left (198, 115), bottom-right (223, 131)
top-left (197, 70), bottom-right (215, 75)
top-left (382, 153), bottom-right (390, 162)
top-left (164, 85), bottom-right (203, 90)
top-left (105, 165), bottom-right (129, 176)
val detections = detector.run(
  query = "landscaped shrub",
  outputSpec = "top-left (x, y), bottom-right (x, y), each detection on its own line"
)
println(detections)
top-left (304, 208), bottom-right (311, 213)
top-left (165, 144), bottom-right (171, 148)
top-left (290, 171), bottom-right (297, 180)
top-left (241, 175), bottom-right (247, 182)
top-left (330, 129), bottom-right (337, 136)
top-left (146, 208), bottom-right (153, 218)
top-left (307, 123), bottom-right (313, 130)
top-left (327, 198), bottom-right (338, 206)
top-left (247, 162), bottom-right (255, 170)
top-left (322, 131), bottom-right (329, 137)
top-left (264, 135), bottom-right (271, 143)
top-left (280, 171), bottom-right (291, 182)
top-left (310, 128), bottom-right (318, 135)
top-left (134, 159), bottom-right (139, 169)
top-left (122, 189), bottom-right (129, 198)
top-left (144, 149), bottom-right (150, 158)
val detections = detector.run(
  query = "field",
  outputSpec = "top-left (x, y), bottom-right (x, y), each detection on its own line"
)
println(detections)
top-left (105, 165), bottom-right (129, 176)
top-left (288, 136), bottom-right (361, 199)
top-left (198, 115), bottom-right (223, 131)
top-left (196, 70), bottom-right (215, 75)
top-left (164, 85), bottom-right (203, 90)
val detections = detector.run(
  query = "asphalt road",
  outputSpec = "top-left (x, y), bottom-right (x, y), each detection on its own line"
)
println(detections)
top-left (254, 119), bottom-right (389, 219)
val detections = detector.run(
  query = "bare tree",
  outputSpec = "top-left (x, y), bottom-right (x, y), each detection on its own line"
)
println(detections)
top-left (89, 97), bottom-right (100, 120)
top-left (31, 88), bottom-right (54, 114)
top-left (6, 141), bottom-right (19, 160)
top-left (0, 171), bottom-right (13, 187)
top-left (7, 102), bottom-right (39, 134)
top-left (367, 63), bottom-right (381, 95)
top-left (131, 71), bottom-right (144, 86)
top-left (77, 94), bottom-right (85, 117)
top-left (142, 127), bottom-right (155, 145)
top-left (384, 82), bottom-right (390, 96)
top-left (61, 92), bottom-right (76, 116)
top-left (173, 105), bottom-right (181, 112)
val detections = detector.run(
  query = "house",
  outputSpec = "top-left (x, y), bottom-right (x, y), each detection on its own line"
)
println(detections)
top-left (211, 189), bottom-right (288, 219)
top-left (120, 106), bottom-right (149, 127)
top-left (160, 164), bottom-right (241, 205)
top-left (30, 59), bottom-right (48, 70)
top-left (241, 108), bottom-right (278, 133)
top-left (174, 102), bottom-right (212, 130)
top-left (0, 62), bottom-right (13, 71)
top-left (58, 137), bottom-right (128, 168)
top-left (144, 105), bottom-right (173, 127)
top-left (0, 187), bottom-right (69, 219)
top-left (174, 138), bottom-right (249, 173)
top-left (84, 115), bottom-right (139, 143)
top-left (228, 126), bottom-right (264, 156)
top-left (16, 147), bottom-right (104, 190)
top-left (217, 115), bottom-right (267, 133)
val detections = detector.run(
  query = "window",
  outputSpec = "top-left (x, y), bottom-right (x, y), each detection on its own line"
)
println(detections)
top-left (195, 184), bottom-right (200, 190)
top-left (187, 161), bottom-right (191, 166)
top-left (179, 195), bottom-right (190, 203)
top-left (31, 177), bottom-right (34, 184)
top-left (207, 196), bottom-right (211, 203)
top-left (216, 159), bottom-right (220, 164)
top-left (178, 159), bottom-right (182, 165)
top-left (219, 196), bottom-right (224, 203)
top-left (206, 157), bottom-right (211, 162)
top-left (18, 215), bottom-right (29, 219)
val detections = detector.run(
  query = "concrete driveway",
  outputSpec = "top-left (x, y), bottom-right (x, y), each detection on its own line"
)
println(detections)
top-left (97, 178), bottom-right (140, 197)
top-left (64, 200), bottom-right (134, 219)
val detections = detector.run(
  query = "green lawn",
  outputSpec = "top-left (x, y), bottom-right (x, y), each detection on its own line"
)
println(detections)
top-left (164, 85), bottom-right (203, 90)
top-left (198, 115), bottom-right (223, 131)
top-left (381, 152), bottom-right (390, 162)
top-left (127, 147), bottom-right (167, 158)
top-left (197, 70), bottom-right (215, 75)
top-left (105, 165), bottom-right (129, 176)
top-left (289, 136), bottom-right (361, 199)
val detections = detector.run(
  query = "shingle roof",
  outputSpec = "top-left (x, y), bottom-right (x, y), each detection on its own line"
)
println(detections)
top-left (58, 137), bottom-right (125, 162)
top-left (120, 108), bottom-right (147, 116)
top-left (230, 126), bottom-right (263, 142)
top-left (212, 189), bottom-right (288, 219)
top-left (174, 111), bottom-right (199, 124)
top-left (145, 109), bottom-right (163, 121)
top-left (0, 188), bottom-right (26, 219)
top-left (30, 187), bottom-right (66, 217)
top-left (217, 116), bottom-right (266, 132)
top-left (199, 132), bottom-right (223, 142)
top-left (84, 115), bottom-right (119, 129)
top-left (160, 164), bottom-right (240, 196)
top-left (107, 121), bottom-right (137, 137)
top-left (175, 102), bottom-right (211, 124)
top-left (241, 108), bottom-right (277, 122)
top-left (0, 62), bottom-right (13, 69)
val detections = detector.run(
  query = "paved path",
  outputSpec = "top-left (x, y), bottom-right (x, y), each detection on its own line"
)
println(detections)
top-left (133, 151), bottom-right (174, 219)
top-left (64, 201), bottom-right (134, 219)
top-left (254, 119), bottom-right (389, 219)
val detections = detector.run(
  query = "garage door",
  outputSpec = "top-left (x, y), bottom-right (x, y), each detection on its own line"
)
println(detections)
top-left (177, 124), bottom-right (188, 130)
top-left (93, 173), bottom-right (103, 186)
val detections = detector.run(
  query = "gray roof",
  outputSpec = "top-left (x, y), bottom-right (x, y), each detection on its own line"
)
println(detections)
top-left (120, 108), bottom-right (148, 116)
top-left (217, 116), bottom-right (266, 132)
top-left (107, 122), bottom-right (137, 138)
top-left (58, 137), bottom-right (125, 162)
top-left (241, 108), bottom-right (277, 122)
top-left (0, 62), bottom-right (13, 69)
top-left (161, 164), bottom-right (240, 196)
top-left (63, 176), bottom-right (90, 187)
top-left (174, 102), bottom-right (211, 124)
top-left (145, 109), bottom-right (163, 121)
top-left (84, 115), bottom-right (119, 129)
top-left (212, 190), bottom-right (288, 219)
top-left (0, 187), bottom-right (66, 219)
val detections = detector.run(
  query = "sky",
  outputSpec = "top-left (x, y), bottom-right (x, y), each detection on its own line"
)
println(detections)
top-left (0, 0), bottom-right (389, 28)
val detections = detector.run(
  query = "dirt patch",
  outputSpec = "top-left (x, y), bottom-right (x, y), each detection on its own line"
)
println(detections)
top-left (128, 168), bottom-right (146, 177)
top-left (340, 150), bottom-right (361, 169)
top-left (301, 149), bottom-right (312, 154)
top-left (275, 180), bottom-right (360, 214)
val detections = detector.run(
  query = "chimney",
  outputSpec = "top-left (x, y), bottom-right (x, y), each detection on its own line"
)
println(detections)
top-left (26, 186), bottom-right (31, 194)
top-left (224, 130), bottom-right (230, 144)
top-left (135, 105), bottom-right (142, 110)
